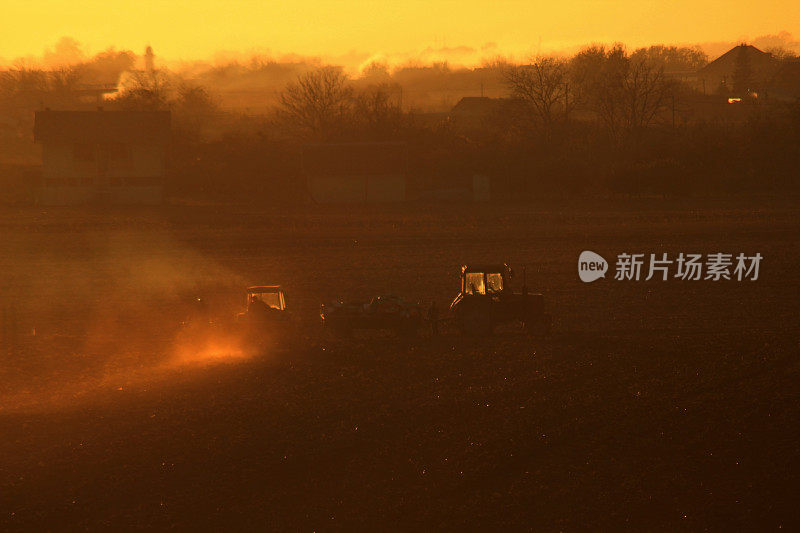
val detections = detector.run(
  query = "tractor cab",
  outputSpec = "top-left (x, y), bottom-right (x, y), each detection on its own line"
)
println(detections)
top-left (240, 286), bottom-right (289, 322)
top-left (236, 285), bottom-right (291, 345)
top-left (246, 285), bottom-right (286, 313)
top-left (461, 264), bottom-right (512, 296)
top-left (450, 263), bottom-right (547, 335)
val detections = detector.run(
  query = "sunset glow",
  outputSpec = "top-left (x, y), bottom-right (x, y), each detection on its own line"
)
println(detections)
top-left (3, 0), bottom-right (799, 66)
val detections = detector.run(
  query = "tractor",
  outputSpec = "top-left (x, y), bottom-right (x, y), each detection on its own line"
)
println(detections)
top-left (236, 285), bottom-right (291, 344)
top-left (449, 264), bottom-right (549, 335)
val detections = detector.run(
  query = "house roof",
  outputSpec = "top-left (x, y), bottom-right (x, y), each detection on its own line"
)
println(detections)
top-left (451, 96), bottom-right (494, 114)
top-left (450, 96), bottom-right (523, 118)
top-left (698, 44), bottom-right (775, 77)
top-left (34, 110), bottom-right (170, 143)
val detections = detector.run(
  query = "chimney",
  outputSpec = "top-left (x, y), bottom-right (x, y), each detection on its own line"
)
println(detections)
top-left (145, 46), bottom-right (155, 73)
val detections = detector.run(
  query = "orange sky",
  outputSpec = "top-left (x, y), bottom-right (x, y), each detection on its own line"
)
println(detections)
top-left (2, 0), bottom-right (799, 65)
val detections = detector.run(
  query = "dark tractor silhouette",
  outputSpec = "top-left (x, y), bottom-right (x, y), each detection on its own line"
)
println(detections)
top-left (236, 286), bottom-right (291, 344)
top-left (449, 264), bottom-right (549, 335)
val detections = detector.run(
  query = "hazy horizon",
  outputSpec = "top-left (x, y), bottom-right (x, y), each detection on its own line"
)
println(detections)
top-left (2, 0), bottom-right (799, 73)
top-left (3, 32), bottom-right (799, 76)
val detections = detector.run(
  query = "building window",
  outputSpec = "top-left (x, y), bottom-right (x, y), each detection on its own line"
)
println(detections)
top-left (486, 273), bottom-right (503, 293)
top-left (464, 272), bottom-right (485, 295)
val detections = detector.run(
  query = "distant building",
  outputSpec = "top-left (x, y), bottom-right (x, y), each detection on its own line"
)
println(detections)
top-left (303, 142), bottom-right (406, 203)
top-left (697, 44), bottom-right (778, 96)
top-left (0, 74), bottom-right (118, 109)
top-left (450, 96), bottom-right (500, 118)
top-left (33, 110), bottom-right (170, 205)
top-left (144, 46), bottom-right (156, 73)
top-left (449, 96), bottom-right (521, 127)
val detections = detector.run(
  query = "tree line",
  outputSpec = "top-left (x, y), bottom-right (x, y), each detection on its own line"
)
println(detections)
top-left (1, 43), bottom-right (799, 201)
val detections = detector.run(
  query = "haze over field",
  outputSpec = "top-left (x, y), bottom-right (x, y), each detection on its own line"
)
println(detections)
top-left (2, 0), bottom-right (800, 70)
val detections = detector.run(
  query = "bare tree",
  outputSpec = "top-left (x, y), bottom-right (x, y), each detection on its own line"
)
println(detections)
top-left (0, 66), bottom-right (49, 97)
top-left (504, 57), bottom-right (568, 136)
top-left (175, 84), bottom-right (216, 114)
top-left (360, 61), bottom-right (392, 83)
top-left (629, 45), bottom-right (708, 72)
top-left (766, 46), bottom-right (798, 60)
top-left (570, 45), bottom-right (672, 141)
top-left (277, 67), bottom-right (353, 140)
top-left (622, 59), bottom-right (672, 133)
top-left (168, 83), bottom-right (218, 141)
top-left (0, 65), bottom-right (85, 100)
top-left (48, 66), bottom-right (84, 95)
top-left (115, 70), bottom-right (172, 110)
top-left (0, 66), bottom-right (49, 122)
top-left (351, 83), bottom-right (403, 139)
top-left (569, 44), bottom-right (626, 131)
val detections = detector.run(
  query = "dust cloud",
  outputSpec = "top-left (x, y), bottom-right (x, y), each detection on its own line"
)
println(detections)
top-left (0, 224), bottom-right (258, 413)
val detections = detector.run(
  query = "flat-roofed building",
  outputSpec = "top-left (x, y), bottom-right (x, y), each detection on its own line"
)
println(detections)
top-left (33, 110), bottom-right (170, 205)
